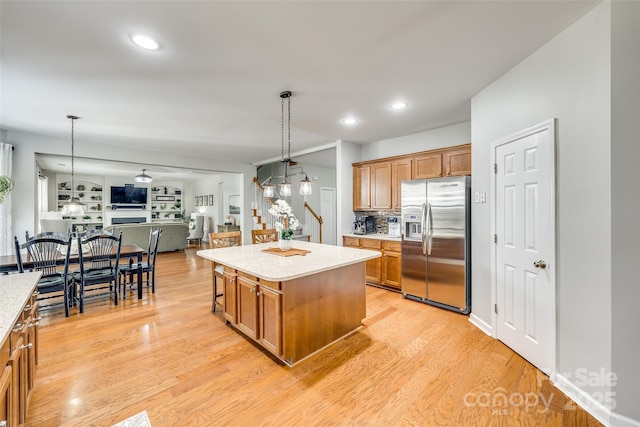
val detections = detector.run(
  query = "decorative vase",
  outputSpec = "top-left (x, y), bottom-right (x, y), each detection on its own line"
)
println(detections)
top-left (278, 238), bottom-right (292, 252)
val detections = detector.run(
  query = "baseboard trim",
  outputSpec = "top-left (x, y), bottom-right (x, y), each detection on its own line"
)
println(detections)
top-left (554, 374), bottom-right (640, 427)
top-left (469, 312), bottom-right (492, 336)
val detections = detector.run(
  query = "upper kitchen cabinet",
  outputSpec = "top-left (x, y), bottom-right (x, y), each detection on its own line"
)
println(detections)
top-left (352, 144), bottom-right (471, 211)
top-left (353, 165), bottom-right (371, 210)
top-left (371, 162), bottom-right (392, 210)
top-left (443, 147), bottom-right (471, 177)
top-left (412, 152), bottom-right (443, 179)
top-left (392, 158), bottom-right (412, 210)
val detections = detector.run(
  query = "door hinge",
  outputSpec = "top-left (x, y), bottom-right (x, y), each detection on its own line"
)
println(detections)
top-left (494, 163), bottom-right (497, 174)
top-left (494, 304), bottom-right (498, 314)
top-left (494, 234), bottom-right (497, 243)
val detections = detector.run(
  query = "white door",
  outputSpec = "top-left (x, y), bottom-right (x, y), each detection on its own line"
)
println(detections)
top-left (492, 119), bottom-right (556, 376)
top-left (320, 187), bottom-right (336, 245)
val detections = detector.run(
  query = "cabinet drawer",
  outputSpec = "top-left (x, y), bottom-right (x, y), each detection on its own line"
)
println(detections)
top-left (383, 241), bottom-right (401, 252)
top-left (360, 239), bottom-right (381, 250)
top-left (343, 236), bottom-right (360, 247)
top-left (259, 278), bottom-right (282, 292)
top-left (237, 271), bottom-right (259, 283)
top-left (0, 339), bottom-right (9, 368)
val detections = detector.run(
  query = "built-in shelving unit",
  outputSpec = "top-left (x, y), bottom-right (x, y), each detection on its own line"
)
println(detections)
top-left (150, 184), bottom-right (183, 222)
top-left (56, 175), bottom-right (104, 224)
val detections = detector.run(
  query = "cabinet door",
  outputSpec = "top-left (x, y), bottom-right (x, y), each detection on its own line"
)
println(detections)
top-left (371, 162), bottom-right (392, 210)
top-left (361, 239), bottom-right (382, 283)
top-left (0, 365), bottom-right (14, 427)
top-left (223, 272), bottom-right (238, 324)
top-left (353, 165), bottom-right (371, 210)
top-left (413, 153), bottom-right (443, 179)
top-left (258, 286), bottom-right (282, 356)
top-left (8, 335), bottom-right (26, 424)
top-left (343, 236), bottom-right (360, 248)
top-left (443, 147), bottom-right (471, 176)
top-left (382, 251), bottom-right (402, 289)
top-left (392, 159), bottom-right (412, 210)
top-left (237, 277), bottom-right (259, 340)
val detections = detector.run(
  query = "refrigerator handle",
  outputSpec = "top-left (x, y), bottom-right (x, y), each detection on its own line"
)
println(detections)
top-left (421, 202), bottom-right (427, 255)
top-left (426, 203), bottom-right (433, 255)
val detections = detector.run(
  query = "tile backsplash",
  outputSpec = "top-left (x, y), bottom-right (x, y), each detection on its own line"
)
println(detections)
top-left (353, 210), bottom-right (400, 235)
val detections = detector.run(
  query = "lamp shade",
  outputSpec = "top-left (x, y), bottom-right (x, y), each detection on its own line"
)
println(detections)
top-left (299, 175), bottom-right (312, 195)
top-left (263, 183), bottom-right (275, 198)
top-left (279, 181), bottom-right (292, 197)
top-left (61, 199), bottom-right (85, 216)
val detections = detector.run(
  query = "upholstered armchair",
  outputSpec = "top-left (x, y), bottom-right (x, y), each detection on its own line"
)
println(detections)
top-left (187, 215), bottom-right (204, 246)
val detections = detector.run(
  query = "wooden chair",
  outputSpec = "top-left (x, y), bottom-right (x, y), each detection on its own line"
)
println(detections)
top-left (251, 228), bottom-right (278, 244)
top-left (208, 231), bottom-right (241, 313)
top-left (73, 231), bottom-right (122, 313)
top-left (14, 234), bottom-right (74, 317)
top-left (118, 228), bottom-right (162, 299)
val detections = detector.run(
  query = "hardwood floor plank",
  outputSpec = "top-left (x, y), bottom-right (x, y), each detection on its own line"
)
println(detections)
top-left (25, 245), bottom-right (602, 426)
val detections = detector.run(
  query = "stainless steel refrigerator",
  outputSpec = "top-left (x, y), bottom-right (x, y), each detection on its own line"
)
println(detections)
top-left (400, 176), bottom-right (471, 314)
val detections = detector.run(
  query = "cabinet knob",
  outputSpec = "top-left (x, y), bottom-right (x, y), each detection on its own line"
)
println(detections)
top-left (19, 343), bottom-right (33, 350)
top-left (23, 304), bottom-right (32, 311)
top-left (12, 323), bottom-right (23, 332)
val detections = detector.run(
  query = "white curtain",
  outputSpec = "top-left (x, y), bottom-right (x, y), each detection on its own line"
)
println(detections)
top-left (0, 143), bottom-right (13, 255)
top-left (38, 174), bottom-right (49, 234)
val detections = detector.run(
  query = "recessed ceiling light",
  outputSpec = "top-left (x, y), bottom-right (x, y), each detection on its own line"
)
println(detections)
top-left (130, 34), bottom-right (159, 50)
top-left (391, 101), bottom-right (407, 110)
top-left (342, 117), bottom-right (358, 125)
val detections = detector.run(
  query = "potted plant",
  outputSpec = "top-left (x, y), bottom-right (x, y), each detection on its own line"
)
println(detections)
top-left (0, 176), bottom-right (14, 204)
top-left (82, 215), bottom-right (91, 221)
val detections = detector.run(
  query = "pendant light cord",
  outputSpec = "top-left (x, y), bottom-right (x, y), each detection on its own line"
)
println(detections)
top-left (67, 115), bottom-right (80, 201)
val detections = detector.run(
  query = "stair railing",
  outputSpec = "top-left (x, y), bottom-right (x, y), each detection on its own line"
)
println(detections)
top-left (304, 202), bottom-right (323, 244)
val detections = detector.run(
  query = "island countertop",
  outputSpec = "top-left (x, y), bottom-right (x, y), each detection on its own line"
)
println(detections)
top-left (197, 241), bottom-right (380, 282)
top-left (0, 271), bottom-right (41, 346)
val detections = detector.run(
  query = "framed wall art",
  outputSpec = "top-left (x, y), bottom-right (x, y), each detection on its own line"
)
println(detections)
top-left (204, 195), bottom-right (208, 206)
top-left (195, 196), bottom-right (199, 206)
top-left (229, 194), bottom-right (240, 214)
top-left (209, 195), bottom-right (214, 206)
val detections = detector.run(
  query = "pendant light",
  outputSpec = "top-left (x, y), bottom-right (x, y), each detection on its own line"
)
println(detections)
top-left (135, 168), bottom-right (153, 183)
top-left (61, 115), bottom-right (85, 216)
top-left (262, 90), bottom-right (312, 198)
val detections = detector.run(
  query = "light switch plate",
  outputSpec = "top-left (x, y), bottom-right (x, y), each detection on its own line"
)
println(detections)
top-left (474, 192), bottom-right (480, 203)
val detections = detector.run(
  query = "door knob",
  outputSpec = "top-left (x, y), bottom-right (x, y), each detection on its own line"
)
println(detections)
top-left (533, 260), bottom-right (547, 269)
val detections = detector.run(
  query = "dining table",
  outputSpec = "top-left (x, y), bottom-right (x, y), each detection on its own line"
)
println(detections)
top-left (0, 244), bottom-right (146, 300)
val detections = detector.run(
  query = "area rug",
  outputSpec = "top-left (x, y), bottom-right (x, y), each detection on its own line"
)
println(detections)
top-left (111, 410), bottom-right (152, 427)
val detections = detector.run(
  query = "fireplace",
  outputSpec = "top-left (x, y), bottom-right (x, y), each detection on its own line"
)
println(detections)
top-left (111, 217), bottom-right (147, 225)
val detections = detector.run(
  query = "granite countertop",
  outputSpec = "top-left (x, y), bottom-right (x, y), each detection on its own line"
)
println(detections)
top-left (197, 241), bottom-right (380, 282)
top-left (0, 271), bottom-right (41, 345)
top-left (343, 232), bottom-right (402, 242)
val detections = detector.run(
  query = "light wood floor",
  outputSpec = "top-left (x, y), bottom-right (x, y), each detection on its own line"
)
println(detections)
top-left (26, 245), bottom-right (601, 427)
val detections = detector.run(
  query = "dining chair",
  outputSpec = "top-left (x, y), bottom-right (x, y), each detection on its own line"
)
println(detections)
top-left (186, 215), bottom-right (204, 247)
top-left (208, 231), bottom-right (242, 312)
top-left (73, 230), bottom-right (122, 313)
top-left (14, 234), bottom-right (73, 317)
top-left (251, 228), bottom-right (278, 244)
top-left (118, 228), bottom-right (162, 299)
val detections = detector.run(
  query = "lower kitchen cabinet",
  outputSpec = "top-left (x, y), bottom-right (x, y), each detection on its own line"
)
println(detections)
top-left (0, 364), bottom-right (13, 427)
top-left (223, 269), bottom-right (238, 324)
top-left (232, 272), bottom-right (283, 357)
top-left (343, 236), bottom-right (401, 290)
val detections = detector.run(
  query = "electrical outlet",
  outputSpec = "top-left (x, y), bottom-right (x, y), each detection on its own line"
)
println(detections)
top-left (480, 192), bottom-right (486, 203)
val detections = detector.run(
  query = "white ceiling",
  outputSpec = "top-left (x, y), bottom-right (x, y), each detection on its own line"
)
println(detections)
top-left (1, 1), bottom-right (599, 173)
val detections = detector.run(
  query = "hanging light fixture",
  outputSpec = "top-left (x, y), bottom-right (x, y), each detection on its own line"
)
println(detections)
top-left (61, 115), bottom-right (85, 216)
top-left (262, 90), bottom-right (312, 198)
top-left (135, 168), bottom-right (153, 183)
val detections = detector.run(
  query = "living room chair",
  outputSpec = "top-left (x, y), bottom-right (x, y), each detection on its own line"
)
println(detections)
top-left (251, 228), bottom-right (278, 244)
top-left (208, 231), bottom-right (242, 312)
top-left (14, 234), bottom-right (74, 317)
top-left (118, 228), bottom-right (162, 299)
top-left (73, 230), bottom-right (122, 313)
top-left (186, 215), bottom-right (204, 246)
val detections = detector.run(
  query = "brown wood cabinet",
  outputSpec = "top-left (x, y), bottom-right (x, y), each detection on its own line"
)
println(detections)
top-left (237, 274), bottom-right (259, 340)
top-left (371, 162), bottom-right (392, 210)
top-left (392, 158), bottom-right (412, 210)
top-left (223, 269), bottom-right (237, 324)
top-left (443, 147), bottom-right (471, 177)
top-left (0, 365), bottom-right (13, 427)
top-left (343, 236), bottom-right (402, 290)
top-left (258, 285), bottom-right (282, 356)
top-left (353, 165), bottom-right (371, 210)
top-left (413, 152), bottom-right (443, 179)
top-left (353, 144), bottom-right (470, 211)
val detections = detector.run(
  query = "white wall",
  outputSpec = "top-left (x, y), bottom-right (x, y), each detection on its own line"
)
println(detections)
top-left (336, 140), bottom-right (360, 243)
top-left (191, 173), bottom-right (222, 241)
top-left (471, 2), bottom-right (640, 424)
top-left (360, 121), bottom-right (470, 161)
top-left (611, 0), bottom-right (640, 421)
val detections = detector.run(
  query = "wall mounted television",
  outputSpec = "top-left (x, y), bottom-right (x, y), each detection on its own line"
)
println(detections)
top-left (110, 185), bottom-right (148, 204)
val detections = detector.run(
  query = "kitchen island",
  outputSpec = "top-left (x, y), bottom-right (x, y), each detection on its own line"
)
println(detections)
top-left (197, 241), bottom-right (380, 366)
